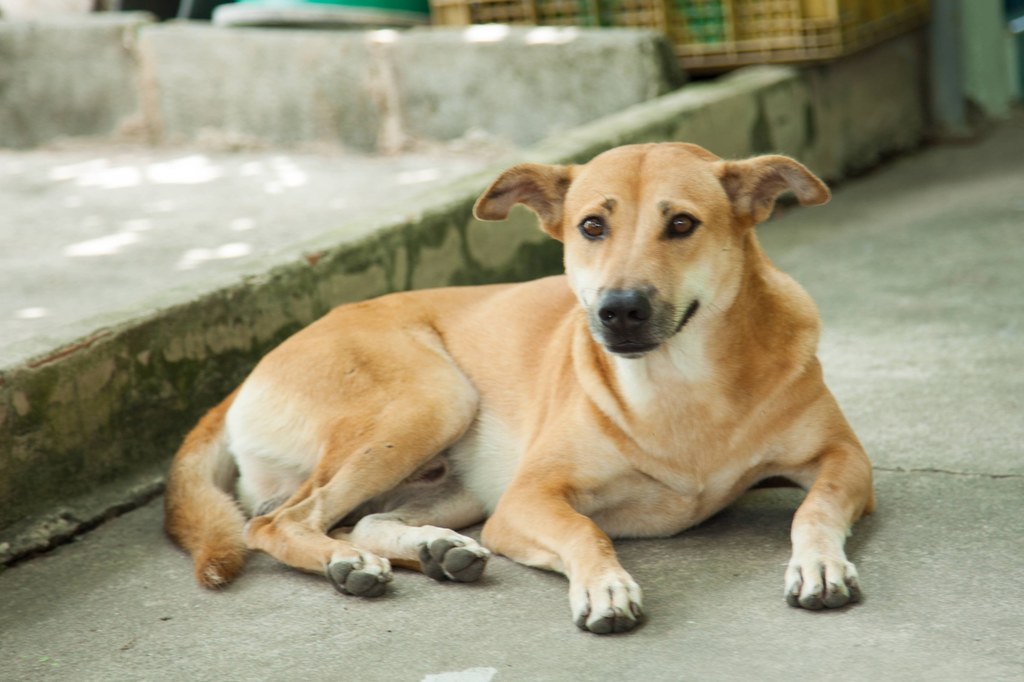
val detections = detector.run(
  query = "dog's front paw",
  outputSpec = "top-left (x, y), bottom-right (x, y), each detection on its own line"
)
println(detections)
top-left (570, 572), bottom-right (644, 634)
top-left (784, 554), bottom-right (861, 610)
top-left (326, 552), bottom-right (393, 598)
top-left (418, 537), bottom-right (491, 583)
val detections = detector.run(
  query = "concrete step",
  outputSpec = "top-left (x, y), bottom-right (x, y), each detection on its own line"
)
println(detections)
top-left (0, 16), bottom-right (683, 151)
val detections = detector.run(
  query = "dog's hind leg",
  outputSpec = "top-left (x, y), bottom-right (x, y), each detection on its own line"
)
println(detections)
top-left (337, 471), bottom-right (490, 583)
top-left (244, 365), bottom-right (479, 597)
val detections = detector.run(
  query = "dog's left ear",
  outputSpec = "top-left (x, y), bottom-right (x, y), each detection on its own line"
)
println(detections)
top-left (474, 163), bottom-right (575, 240)
top-left (718, 155), bottom-right (830, 225)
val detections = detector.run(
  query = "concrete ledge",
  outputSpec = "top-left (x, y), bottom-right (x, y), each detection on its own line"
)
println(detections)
top-left (522, 35), bottom-right (927, 182)
top-left (803, 31), bottom-right (928, 177)
top-left (136, 23), bottom-right (384, 151)
top-left (0, 32), bottom-right (928, 561)
top-left (0, 13), bottom-right (151, 149)
top-left (139, 25), bottom-right (682, 151)
top-left (0, 17), bottom-right (683, 151)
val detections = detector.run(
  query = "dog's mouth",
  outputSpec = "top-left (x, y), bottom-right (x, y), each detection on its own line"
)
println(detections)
top-left (603, 299), bottom-right (700, 358)
top-left (606, 340), bottom-right (661, 358)
top-left (673, 299), bottom-right (701, 335)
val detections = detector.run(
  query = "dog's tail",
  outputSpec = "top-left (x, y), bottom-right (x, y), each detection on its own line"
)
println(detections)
top-left (164, 389), bottom-right (247, 589)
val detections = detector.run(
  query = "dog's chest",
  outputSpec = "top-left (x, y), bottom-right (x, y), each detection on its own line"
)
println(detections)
top-left (597, 388), bottom-right (774, 535)
top-left (591, 445), bottom-right (770, 537)
top-left (620, 375), bottom-right (739, 462)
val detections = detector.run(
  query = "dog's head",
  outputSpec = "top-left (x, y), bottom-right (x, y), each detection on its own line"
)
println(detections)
top-left (474, 143), bottom-right (829, 358)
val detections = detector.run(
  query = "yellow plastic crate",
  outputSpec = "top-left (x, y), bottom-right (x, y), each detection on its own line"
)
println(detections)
top-left (428, 0), bottom-right (930, 71)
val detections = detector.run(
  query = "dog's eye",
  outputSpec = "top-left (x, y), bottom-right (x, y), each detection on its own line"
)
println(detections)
top-left (666, 213), bottom-right (700, 239)
top-left (579, 216), bottom-right (607, 240)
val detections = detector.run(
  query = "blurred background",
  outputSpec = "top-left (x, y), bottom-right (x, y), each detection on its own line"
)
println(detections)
top-left (0, 1), bottom-right (1019, 133)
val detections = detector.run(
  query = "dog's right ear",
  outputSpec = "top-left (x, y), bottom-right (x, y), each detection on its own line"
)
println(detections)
top-left (474, 163), bottom-right (574, 240)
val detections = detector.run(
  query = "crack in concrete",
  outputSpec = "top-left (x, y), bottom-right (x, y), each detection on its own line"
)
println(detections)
top-left (874, 465), bottom-right (1023, 480)
top-left (0, 477), bottom-right (165, 569)
top-left (367, 38), bottom-right (408, 155)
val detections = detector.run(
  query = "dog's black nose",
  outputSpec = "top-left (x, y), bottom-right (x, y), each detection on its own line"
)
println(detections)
top-left (598, 290), bottom-right (652, 333)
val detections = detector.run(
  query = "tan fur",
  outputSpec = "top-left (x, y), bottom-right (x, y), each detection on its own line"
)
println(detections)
top-left (164, 389), bottom-right (247, 588)
top-left (165, 143), bottom-right (873, 633)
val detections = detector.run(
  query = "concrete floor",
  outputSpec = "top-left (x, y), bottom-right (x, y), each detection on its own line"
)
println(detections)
top-left (2, 116), bottom-right (1023, 681)
top-left (0, 143), bottom-right (499, 358)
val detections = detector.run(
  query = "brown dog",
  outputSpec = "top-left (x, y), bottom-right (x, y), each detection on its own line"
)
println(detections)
top-left (165, 143), bottom-right (874, 634)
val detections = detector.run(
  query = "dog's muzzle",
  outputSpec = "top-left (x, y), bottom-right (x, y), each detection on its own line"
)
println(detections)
top-left (593, 289), bottom-right (699, 358)
top-left (597, 289), bottom-right (658, 356)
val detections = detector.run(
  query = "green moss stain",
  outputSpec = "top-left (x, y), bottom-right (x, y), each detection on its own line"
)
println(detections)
top-left (450, 209), bottom-right (563, 286)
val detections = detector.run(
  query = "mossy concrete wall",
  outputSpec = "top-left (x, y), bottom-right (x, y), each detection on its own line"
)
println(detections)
top-left (0, 33), bottom-right (928, 563)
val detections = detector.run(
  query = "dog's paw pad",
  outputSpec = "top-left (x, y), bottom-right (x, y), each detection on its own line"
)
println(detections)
top-left (418, 538), bottom-right (490, 583)
top-left (443, 546), bottom-right (489, 582)
top-left (575, 605), bottom-right (642, 635)
top-left (326, 557), bottom-right (392, 598)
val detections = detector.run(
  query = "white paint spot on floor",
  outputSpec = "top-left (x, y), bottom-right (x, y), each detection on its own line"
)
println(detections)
top-left (49, 159), bottom-right (108, 181)
top-left (146, 155), bottom-right (223, 185)
top-left (271, 157), bottom-right (307, 188)
top-left (83, 165), bottom-right (143, 189)
top-left (64, 231), bottom-right (139, 257)
top-left (15, 307), bottom-right (49, 320)
top-left (397, 167), bottom-right (441, 185)
top-left (176, 242), bottom-right (252, 270)
top-left (421, 668), bottom-right (496, 682)
top-left (230, 218), bottom-right (255, 232)
top-left (50, 160), bottom-right (143, 189)
top-left (216, 242), bottom-right (251, 259)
